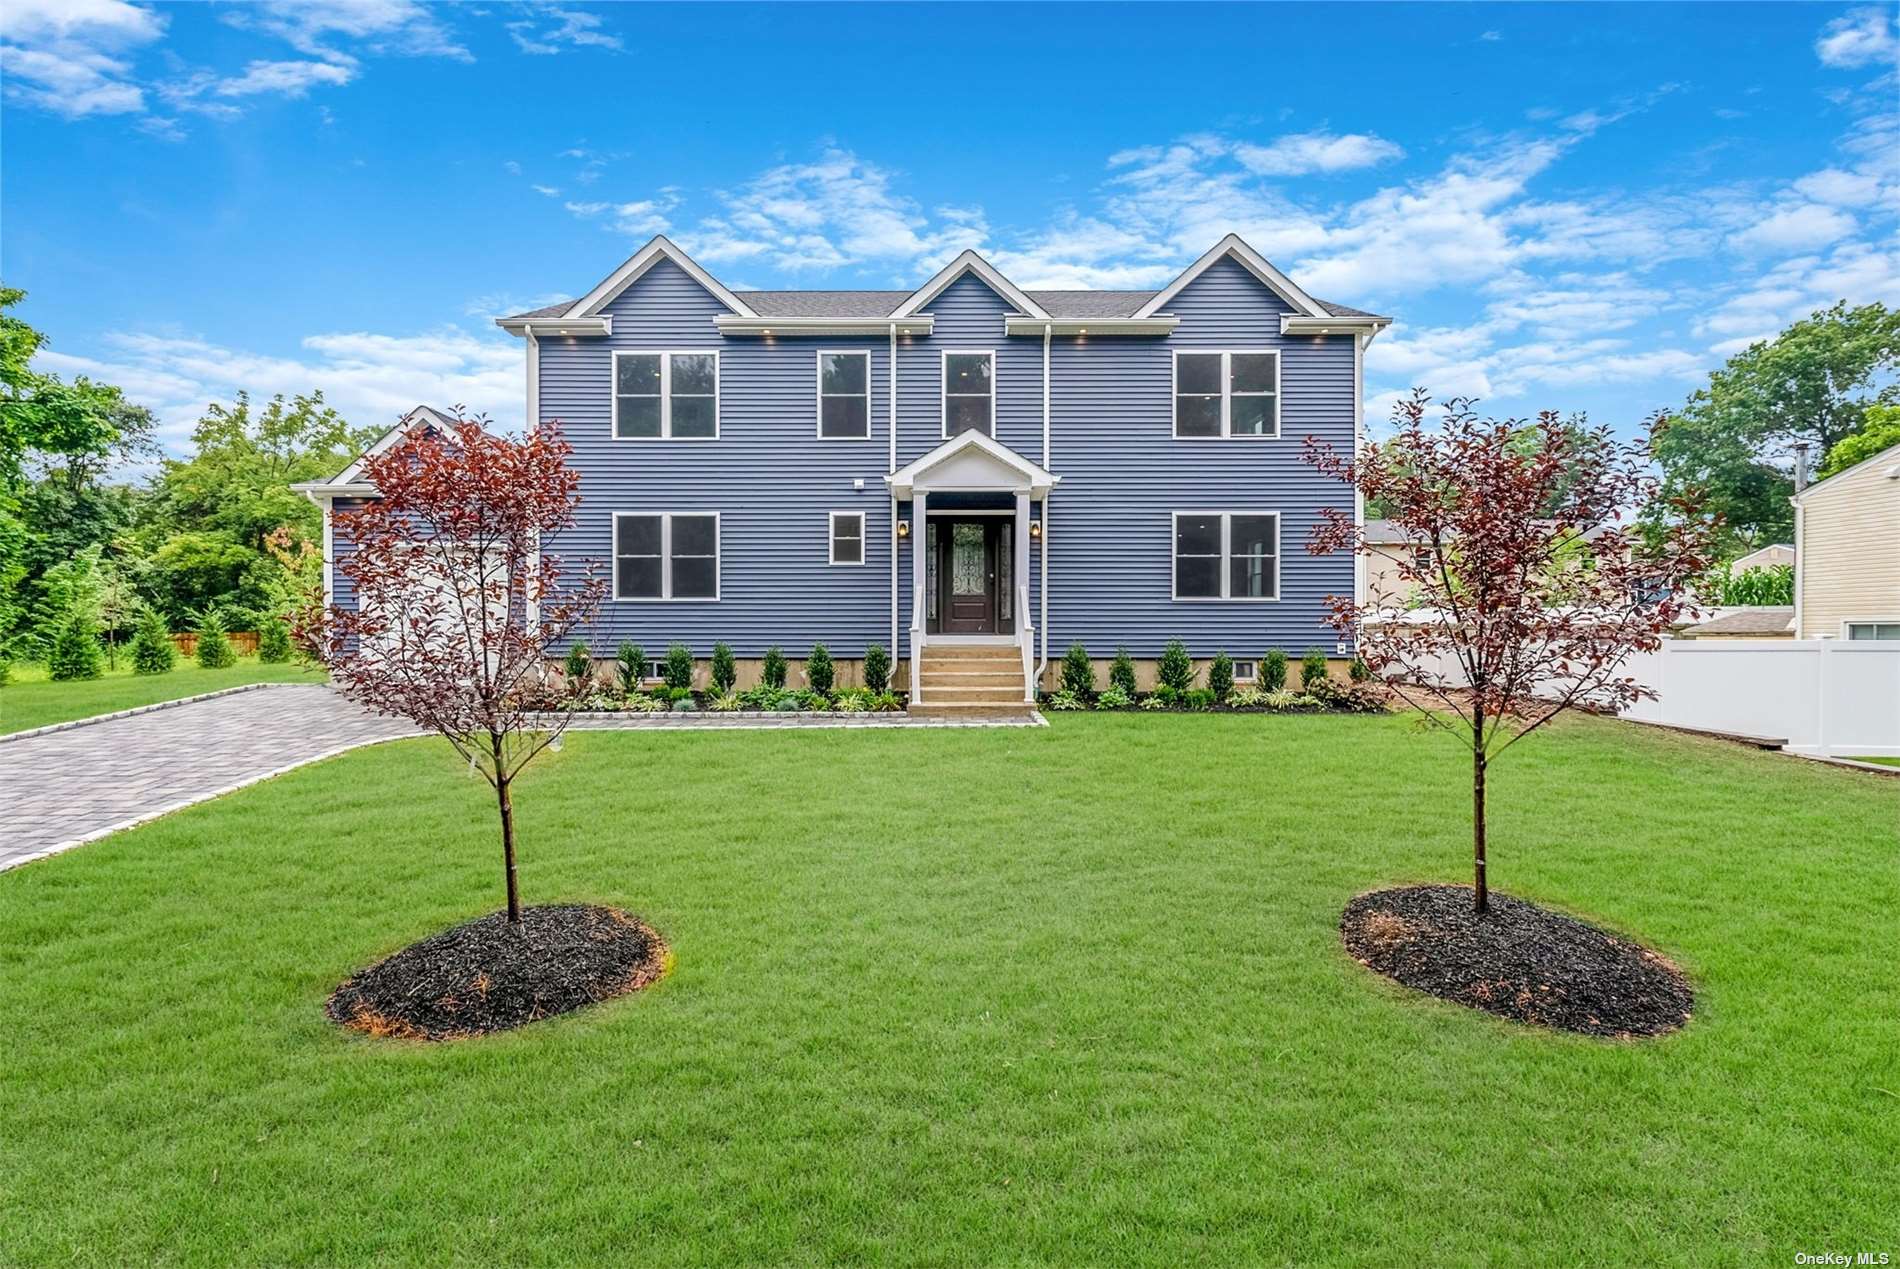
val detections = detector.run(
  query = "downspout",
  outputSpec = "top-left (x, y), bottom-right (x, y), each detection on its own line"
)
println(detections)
top-left (889, 322), bottom-right (899, 663)
top-left (1037, 321), bottom-right (1051, 690)
top-left (525, 330), bottom-right (542, 637)
top-left (1353, 330), bottom-right (1366, 616)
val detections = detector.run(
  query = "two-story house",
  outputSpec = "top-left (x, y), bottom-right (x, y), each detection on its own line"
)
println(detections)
top-left (306, 233), bottom-right (1388, 713)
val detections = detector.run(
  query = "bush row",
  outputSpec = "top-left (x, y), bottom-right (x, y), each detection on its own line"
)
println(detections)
top-left (558, 640), bottom-right (899, 714)
top-left (1050, 639), bottom-right (1379, 713)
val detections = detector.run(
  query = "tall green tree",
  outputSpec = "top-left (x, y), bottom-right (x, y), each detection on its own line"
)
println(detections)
top-left (0, 287), bottom-right (148, 488)
top-left (1817, 403), bottom-right (1900, 480)
top-left (1656, 302), bottom-right (1900, 552)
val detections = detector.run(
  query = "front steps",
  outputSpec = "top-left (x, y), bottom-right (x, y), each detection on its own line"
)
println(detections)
top-left (909, 645), bottom-right (1038, 719)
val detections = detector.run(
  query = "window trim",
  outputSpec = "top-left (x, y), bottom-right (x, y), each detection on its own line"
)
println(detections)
top-left (1842, 617), bottom-right (1900, 640)
top-left (815, 348), bottom-right (873, 441)
top-left (1232, 659), bottom-right (1258, 683)
top-left (940, 348), bottom-right (997, 439)
top-left (610, 510), bottom-right (722, 602)
top-left (1170, 349), bottom-right (1281, 440)
top-left (1171, 511), bottom-right (1281, 602)
top-left (611, 349), bottom-right (721, 441)
top-left (828, 510), bottom-right (866, 566)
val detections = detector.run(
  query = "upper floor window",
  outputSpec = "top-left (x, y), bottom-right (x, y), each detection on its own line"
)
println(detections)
top-left (614, 351), bottom-right (719, 440)
top-left (817, 351), bottom-right (871, 439)
top-left (1173, 511), bottom-right (1279, 601)
top-left (1174, 350), bottom-right (1280, 439)
top-left (829, 511), bottom-right (865, 565)
top-left (613, 512), bottom-right (720, 600)
top-left (942, 351), bottom-right (994, 437)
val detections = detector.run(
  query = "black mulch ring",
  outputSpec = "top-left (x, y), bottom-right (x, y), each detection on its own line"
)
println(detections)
top-left (326, 904), bottom-right (669, 1041)
top-left (1340, 885), bottom-right (1692, 1038)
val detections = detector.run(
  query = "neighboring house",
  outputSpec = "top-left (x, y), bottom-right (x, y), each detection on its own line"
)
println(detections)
top-left (1792, 439), bottom-right (1900, 640)
top-left (1677, 607), bottom-right (1795, 639)
top-left (1362, 518), bottom-right (1428, 606)
top-left (1729, 543), bottom-right (1794, 574)
top-left (303, 234), bottom-right (1390, 710)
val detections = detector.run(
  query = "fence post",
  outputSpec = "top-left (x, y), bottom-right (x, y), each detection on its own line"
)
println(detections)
top-left (1815, 639), bottom-right (1830, 757)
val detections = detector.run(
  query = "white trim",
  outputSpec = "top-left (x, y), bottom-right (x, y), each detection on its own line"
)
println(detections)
top-left (1793, 496), bottom-right (1806, 635)
top-left (1281, 314), bottom-right (1389, 341)
top-left (320, 495), bottom-right (334, 605)
top-left (526, 330), bottom-right (540, 431)
top-left (495, 315), bottom-right (611, 338)
top-left (892, 249), bottom-right (1051, 319)
top-left (610, 511), bottom-right (722, 602)
top-left (1171, 511), bottom-right (1281, 602)
top-left (828, 510), bottom-right (867, 566)
top-left (611, 350), bottom-right (721, 441)
top-left (1170, 349), bottom-right (1281, 440)
top-left (886, 428), bottom-right (1058, 500)
top-left (1353, 330), bottom-right (1365, 609)
top-left (815, 348), bottom-right (873, 441)
top-left (717, 315), bottom-right (934, 336)
top-left (1232, 659), bottom-right (1259, 683)
top-left (1794, 439), bottom-right (1900, 502)
top-left (332, 405), bottom-right (462, 484)
top-left (1003, 316), bottom-right (1179, 336)
top-left (565, 235), bottom-right (756, 320)
top-left (1135, 234), bottom-right (1327, 320)
top-left (1841, 617), bottom-right (1900, 640)
top-left (941, 348), bottom-right (996, 439)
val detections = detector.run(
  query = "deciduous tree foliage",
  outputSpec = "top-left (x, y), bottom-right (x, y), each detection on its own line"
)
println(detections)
top-left (1307, 392), bottom-right (1716, 913)
top-left (1817, 403), bottom-right (1900, 480)
top-left (296, 415), bottom-right (604, 924)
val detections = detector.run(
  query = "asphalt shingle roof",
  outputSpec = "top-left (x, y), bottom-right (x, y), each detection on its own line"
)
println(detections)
top-left (1683, 607), bottom-right (1796, 637)
top-left (503, 288), bottom-right (1387, 323)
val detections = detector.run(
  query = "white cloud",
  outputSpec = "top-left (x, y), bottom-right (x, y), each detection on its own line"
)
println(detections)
top-left (1815, 6), bottom-right (1897, 69)
top-left (507, 5), bottom-right (623, 55)
top-left (34, 326), bottom-right (523, 456)
top-left (1697, 239), bottom-right (1900, 354)
top-left (531, 184), bottom-right (561, 197)
top-left (223, 0), bottom-right (469, 63)
top-left (0, 0), bottom-right (163, 118)
top-left (1480, 30), bottom-right (1502, 42)
top-left (213, 59), bottom-right (356, 98)
top-left (1729, 202), bottom-right (1858, 253)
top-left (564, 192), bottom-right (680, 238)
top-left (1232, 131), bottom-right (1404, 177)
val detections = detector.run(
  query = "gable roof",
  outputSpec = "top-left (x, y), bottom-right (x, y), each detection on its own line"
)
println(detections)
top-left (1133, 233), bottom-right (1328, 319)
top-left (886, 428), bottom-right (1058, 498)
top-left (291, 405), bottom-right (464, 496)
top-left (562, 235), bottom-right (757, 320)
top-left (1795, 439), bottom-right (1900, 503)
top-left (891, 249), bottom-right (1052, 319)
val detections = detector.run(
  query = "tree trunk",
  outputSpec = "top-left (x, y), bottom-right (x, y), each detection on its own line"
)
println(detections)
top-left (494, 742), bottom-right (521, 923)
top-left (1472, 745), bottom-right (1489, 915)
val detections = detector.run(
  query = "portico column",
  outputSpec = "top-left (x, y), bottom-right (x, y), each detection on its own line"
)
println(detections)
top-left (1014, 491), bottom-right (1030, 637)
top-left (913, 488), bottom-right (927, 643)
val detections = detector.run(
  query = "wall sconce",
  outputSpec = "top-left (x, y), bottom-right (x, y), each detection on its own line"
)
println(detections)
top-left (1029, 520), bottom-right (1043, 539)
top-left (896, 519), bottom-right (910, 538)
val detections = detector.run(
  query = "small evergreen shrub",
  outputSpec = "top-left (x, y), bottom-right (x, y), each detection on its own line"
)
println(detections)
top-left (1152, 684), bottom-right (1179, 707)
top-left (257, 619), bottom-right (292, 664)
top-left (1061, 641), bottom-right (1095, 697)
top-left (711, 641), bottom-right (736, 694)
top-left (763, 645), bottom-right (787, 688)
top-left (615, 641), bottom-right (646, 694)
top-left (1158, 638), bottom-right (1194, 692)
top-left (1096, 685), bottom-right (1132, 710)
top-left (564, 641), bottom-right (593, 687)
top-left (131, 610), bottom-right (176, 676)
top-left (194, 608), bottom-right (236, 669)
top-left (1208, 651), bottom-right (1235, 698)
top-left (48, 612), bottom-right (106, 681)
top-left (1349, 656), bottom-right (1372, 683)
top-left (863, 642), bottom-right (891, 695)
top-left (664, 641), bottom-right (694, 691)
top-left (1262, 648), bottom-right (1288, 692)
top-left (805, 643), bottom-right (835, 695)
top-left (1184, 688), bottom-right (1217, 711)
top-left (1301, 648), bottom-right (1328, 690)
top-left (1109, 646), bottom-right (1137, 696)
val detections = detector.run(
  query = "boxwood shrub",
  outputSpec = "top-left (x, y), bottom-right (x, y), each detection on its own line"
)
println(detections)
top-left (1109, 646), bottom-right (1137, 696)
top-left (1158, 638), bottom-right (1194, 692)
top-left (1061, 641), bottom-right (1095, 697)
top-left (1262, 648), bottom-right (1287, 692)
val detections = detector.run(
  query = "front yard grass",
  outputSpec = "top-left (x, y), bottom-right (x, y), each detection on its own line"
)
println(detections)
top-left (0, 657), bottom-right (319, 735)
top-left (1, 713), bottom-right (1894, 1264)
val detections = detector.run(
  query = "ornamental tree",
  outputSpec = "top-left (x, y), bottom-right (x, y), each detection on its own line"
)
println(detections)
top-left (1306, 392), bottom-right (1715, 913)
top-left (295, 414), bottom-right (603, 924)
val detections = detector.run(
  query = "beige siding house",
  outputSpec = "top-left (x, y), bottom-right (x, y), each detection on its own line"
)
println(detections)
top-left (1793, 439), bottom-right (1900, 639)
top-left (1730, 543), bottom-right (1794, 573)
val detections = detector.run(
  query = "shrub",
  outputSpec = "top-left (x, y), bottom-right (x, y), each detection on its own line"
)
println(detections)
top-left (863, 642), bottom-right (891, 694)
top-left (1158, 637), bottom-right (1195, 692)
top-left (130, 610), bottom-right (176, 676)
top-left (1061, 641), bottom-right (1095, 697)
top-left (1349, 656), bottom-right (1372, 683)
top-left (670, 696), bottom-right (697, 712)
top-left (772, 695), bottom-right (803, 713)
top-left (1152, 684), bottom-right (1179, 707)
top-left (871, 691), bottom-right (903, 712)
top-left (664, 641), bottom-right (694, 691)
top-left (615, 641), bottom-right (646, 694)
top-left (1301, 648), bottom-right (1329, 690)
top-left (1096, 685), bottom-right (1132, 709)
top-left (564, 641), bottom-right (593, 687)
top-left (194, 608), bottom-right (236, 669)
top-left (763, 645), bottom-right (788, 688)
top-left (805, 643), bottom-right (835, 695)
top-left (798, 688), bottom-right (832, 711)
top-left (1262, 648), bottom-right (1288, 692)
top-left (623, 694), bottom-right (667, 714)
top-left (664, 685), bottom-right (694, 703)
top-left (832, 692), bottom-right (868, 713)
top-left (1138, 695), bottom-right (1168, 711)
top-left (1264, 689), bottom-right (1306, 711)
top-left (257, 619), bottom-right (292, 664)
top-left (1208, 651), bottom-right (1235, 698)
top-left (710, 641), bottom-right (736, 694)
top-left (738, 684), bottom-right (784, 710)
top-left (1226, 686), bottom-right (1265, 709)
top-left (47, 611), bottom-right (106, 681)
top-left (708, 691), bottom-right (741, 712)
top-left (577, 691), bottom-right (620, 712)
top-left (0, 657), bottom-right (9, 687)
top-left (1045, 688), bottom-right (1085, 711)
top-left (1110, 646), bottom-right (1137, 696)
top-left (1185, 688), bottom-right (1217, 711)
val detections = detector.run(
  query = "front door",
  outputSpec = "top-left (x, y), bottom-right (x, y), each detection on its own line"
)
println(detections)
top-left (932, 517), bottom-right (1012, 634)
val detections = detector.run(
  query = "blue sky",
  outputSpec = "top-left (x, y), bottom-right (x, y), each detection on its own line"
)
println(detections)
top-left (4, 1), bottom-right (1896, 457)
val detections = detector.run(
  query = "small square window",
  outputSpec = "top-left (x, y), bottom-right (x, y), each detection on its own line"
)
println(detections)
top-left (830, 512), bottom-right (865, 565)
top-left (1232, 660), bottom-right (1258, 682)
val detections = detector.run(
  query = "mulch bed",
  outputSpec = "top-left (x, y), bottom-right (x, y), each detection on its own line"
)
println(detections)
top-left (1340, 885), bottom-right (1692, 1038)
top-left (326, 904), bottom-right (668, 1041)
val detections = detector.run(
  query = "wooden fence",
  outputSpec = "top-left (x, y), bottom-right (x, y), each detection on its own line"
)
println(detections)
top-left (169, 631), bottom-right (260, 657)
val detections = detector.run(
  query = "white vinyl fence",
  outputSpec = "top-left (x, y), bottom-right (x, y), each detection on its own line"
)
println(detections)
top-left (1617, 638), bottom-right (1900, 758)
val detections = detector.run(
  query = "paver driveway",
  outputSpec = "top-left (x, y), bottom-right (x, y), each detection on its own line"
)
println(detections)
top-left (0, 685), bottom-right (419, 871)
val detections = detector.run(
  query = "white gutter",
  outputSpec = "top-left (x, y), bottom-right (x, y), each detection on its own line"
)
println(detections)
top-left (1353, 330), bottom-right (1366, 612)
top-left (1281, 314), bottom-right (1390, 342)
top-left (1004, 315), bottom-right (1178, 336)
top-left (496, 316), bottom-right (611, 338)
top-left (716, 315), bottom-right (934, 336)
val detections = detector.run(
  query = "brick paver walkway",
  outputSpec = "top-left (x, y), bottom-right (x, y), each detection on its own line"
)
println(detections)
top-left (0, 685), bottom-right (420, 871)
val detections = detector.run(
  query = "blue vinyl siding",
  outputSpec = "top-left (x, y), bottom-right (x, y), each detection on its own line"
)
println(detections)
top-left (329, 496), bottom-right (370, 613)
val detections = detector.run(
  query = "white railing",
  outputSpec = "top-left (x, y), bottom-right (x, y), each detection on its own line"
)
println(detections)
top-left (909, 576), bottom-right (925, 703)
top-left (1018, 583), bottom-right (1035, 702)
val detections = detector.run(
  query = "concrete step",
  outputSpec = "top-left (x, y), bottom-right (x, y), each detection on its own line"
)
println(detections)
top-left (921, 670), bottom-right (1024, 687)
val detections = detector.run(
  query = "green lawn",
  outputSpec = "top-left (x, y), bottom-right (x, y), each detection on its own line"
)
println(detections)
top-left (0, 657), bottom-right (320, 735)
top-left (2, 714), bottom-right (1895, 1264)
top-left (1848, 755), bottom-right (1900, 768)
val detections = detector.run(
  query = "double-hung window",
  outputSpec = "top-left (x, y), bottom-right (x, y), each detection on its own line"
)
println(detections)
top-left (942, 351), bottom-right (994, 437)
top-left (1173, 350), bottom-right (1280, 438)
top-left (828, 511), bottom-right (865, 565)
top-left (1845, 621), bottom-right (1900, 640)
top-left (613, 512), bottom-right (719, 600)
top-left (818, 351), bottom-right (871, 439)
top-left (614, 351), bottom-right (719, 439)
top-left (1173, 512), bottom-right (1279, 600)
